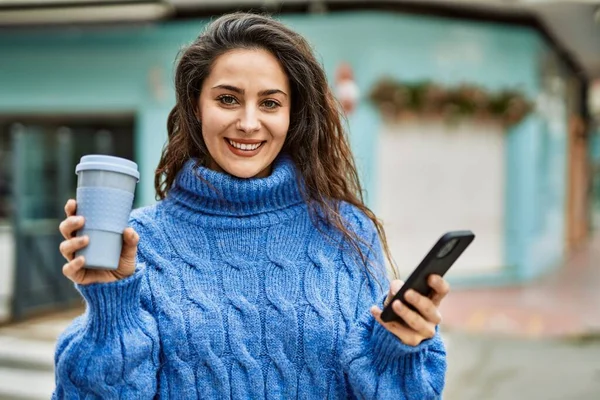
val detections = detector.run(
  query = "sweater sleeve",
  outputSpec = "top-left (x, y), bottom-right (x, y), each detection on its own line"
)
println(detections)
top-left (52, 265), bottom-right (160, 399)
top-left (52, 228), bottom-right (161, 399)
top-left (340, 210), bottom-right (447, 400)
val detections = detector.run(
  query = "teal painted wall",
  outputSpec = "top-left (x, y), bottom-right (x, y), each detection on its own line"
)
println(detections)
top-left (0, 24), bottom-right (191, 203)
top-left (506, 112), bottom-right (568, 282)
top-left (0, 11), bottom-right (567, 284)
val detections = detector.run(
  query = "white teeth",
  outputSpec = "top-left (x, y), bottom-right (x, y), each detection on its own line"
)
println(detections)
top-left (227, 139), bottom-right (262, 151)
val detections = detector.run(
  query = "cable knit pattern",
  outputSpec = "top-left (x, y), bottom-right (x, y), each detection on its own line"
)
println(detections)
top-left (53, 153), bottom-right (447, 399)
top-left (299, 221), bottom-right (337, 399)
top-left (217, 228), bottom-right (265, 399)
top-left (166, 217), bottom-right (230, 398)
top-left (264, 219), bottom-right (305, 399)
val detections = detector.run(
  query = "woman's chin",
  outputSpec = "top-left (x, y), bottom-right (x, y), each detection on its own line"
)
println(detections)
top-left (221, 159), bottom-right (272, 179)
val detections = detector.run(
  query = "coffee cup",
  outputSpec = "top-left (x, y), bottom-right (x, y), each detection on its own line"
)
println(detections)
top-left (74, 155), bottom-right (139, 270)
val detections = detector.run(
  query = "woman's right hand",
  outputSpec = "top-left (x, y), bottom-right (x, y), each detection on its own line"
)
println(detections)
top-left (58, 199), bottom-right (139, 285)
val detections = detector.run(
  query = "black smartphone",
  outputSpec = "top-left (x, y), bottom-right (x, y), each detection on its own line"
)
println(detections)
top-left (380, 230), bottom-right (475, 323)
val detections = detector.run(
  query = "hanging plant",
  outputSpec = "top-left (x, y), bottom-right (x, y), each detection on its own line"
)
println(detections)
top-left (368, 78), bottom-right (533, 127)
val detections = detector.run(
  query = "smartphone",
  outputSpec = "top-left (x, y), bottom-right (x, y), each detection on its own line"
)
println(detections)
top-left (380, 230), bottom-right (475, 323)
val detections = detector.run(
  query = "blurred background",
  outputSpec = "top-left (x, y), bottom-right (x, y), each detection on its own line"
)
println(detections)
top-left (0, 0), bottom-right (599, 398)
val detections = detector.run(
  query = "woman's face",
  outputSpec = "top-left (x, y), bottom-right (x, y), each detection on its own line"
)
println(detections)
top-left (198, 48), bottom-right (291, 179)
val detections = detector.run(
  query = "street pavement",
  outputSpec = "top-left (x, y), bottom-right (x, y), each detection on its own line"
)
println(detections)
top-left (441, 234), bottom-right (600, 339)
top-left (0, 310), bottom-right (75, 400)
top-left (441, 234), bottom-right (600, 399)
top-left (444, 330), bottom-right (600, 400)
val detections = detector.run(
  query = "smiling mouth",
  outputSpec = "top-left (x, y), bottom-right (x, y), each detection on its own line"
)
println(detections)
top-left (225, 138), bottom-right (266, 151)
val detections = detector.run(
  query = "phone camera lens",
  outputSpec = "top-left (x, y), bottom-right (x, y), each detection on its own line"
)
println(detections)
top-left (437, 238), bottom-right (458, 258)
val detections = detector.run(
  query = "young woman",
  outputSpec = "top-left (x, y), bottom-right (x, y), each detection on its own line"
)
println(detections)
top-left (55, 12), bottom-right (449, 399)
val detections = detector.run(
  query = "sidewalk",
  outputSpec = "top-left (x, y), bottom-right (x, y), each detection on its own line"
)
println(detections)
top-left (0, 307), bottom-right (81, 400)
top-left (440, 235), bottom-right (600, 339)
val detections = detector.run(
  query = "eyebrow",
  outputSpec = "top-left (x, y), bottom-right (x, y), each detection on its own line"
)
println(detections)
top-left (212, 84), bottom-right (288, 97)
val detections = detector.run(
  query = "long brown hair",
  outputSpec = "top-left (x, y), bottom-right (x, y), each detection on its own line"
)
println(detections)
top-left (156, 12), bottom-right (397, 280)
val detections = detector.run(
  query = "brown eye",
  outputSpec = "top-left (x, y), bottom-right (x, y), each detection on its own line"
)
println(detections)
top-left (218, 95), bottom-right (238, 106)
top-left (262, 100), bottom-right (279, 109)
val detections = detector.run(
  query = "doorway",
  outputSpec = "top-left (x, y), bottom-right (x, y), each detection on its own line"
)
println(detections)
top-left (0, 115), bottom-right (135, 321)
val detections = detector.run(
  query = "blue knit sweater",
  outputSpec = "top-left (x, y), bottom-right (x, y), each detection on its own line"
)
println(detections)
top-left (53, 154), bottom-right (446, 399)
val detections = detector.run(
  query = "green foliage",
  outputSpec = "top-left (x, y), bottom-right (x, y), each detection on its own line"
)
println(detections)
top-left (369, 78), bottom-right (533, 127)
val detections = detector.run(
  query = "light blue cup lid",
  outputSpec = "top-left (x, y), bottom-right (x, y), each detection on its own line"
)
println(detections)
top-left (76, 155), bottom-right (140, 181)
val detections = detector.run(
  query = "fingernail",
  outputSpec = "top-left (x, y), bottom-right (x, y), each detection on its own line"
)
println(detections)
top-left (393, 300), bottom-right (402, 310)
top-left (406, 291), bottom-right (416, 300)
top-left (76, 256), bottom-right (84, 265)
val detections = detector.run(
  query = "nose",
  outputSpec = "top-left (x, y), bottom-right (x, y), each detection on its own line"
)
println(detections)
top-left (236, 106), bottom-right (261, 134)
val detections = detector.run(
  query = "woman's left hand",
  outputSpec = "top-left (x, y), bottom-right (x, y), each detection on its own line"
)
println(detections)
top-left (370, 275), bottom-right (450, 347)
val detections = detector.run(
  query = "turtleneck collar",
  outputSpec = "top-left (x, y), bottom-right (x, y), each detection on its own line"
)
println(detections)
top-left (165, 153), bottom-right (306, 218)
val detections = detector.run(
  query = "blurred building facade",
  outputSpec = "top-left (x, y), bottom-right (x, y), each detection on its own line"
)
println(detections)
top-left (0, 3), bottom-right (595, 320)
